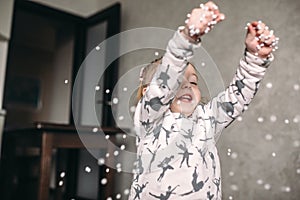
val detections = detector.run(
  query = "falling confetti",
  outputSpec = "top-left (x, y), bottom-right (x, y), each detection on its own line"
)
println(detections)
top-left (113, 98), bottom-right (119, 104)
top-left (98, 158), bottom-right (105, 166)
top-left (270, 115), bottom-right (277, 122)
top-left (120, 144), bottom-right (126, 150)
top-left (130, 106), bottom-right (136, 113)
top-left (293, 141), bottom-right (300, 148)
top-left (101, 178), bottom-right (108, 185)
top-left (230, 184), bottom-right (239, 191)
top-left (257, 117), bottom-right (264, 123)
top-left (264, 183), bottom-right (271, 190)
top-left (116, 163), bottom-right (122, 169)
top-left (227, 148), bottom-right (231, 156)
top-left (124, 189), bottom-right (130, 195)
top-left (265, 134), bottom-right (273, 141)
top-left (60, 172), bottom-right (66, 178)
top-left (280, 186), bottom-right (291, 193)
top-left (95, 85), bottom-right (101, 91)
top-left (256, 179), bottom-right (263, 185)
top-left (293, 115), bottom-right (300, 123)
top-left (85, 166), bottom-right (92, 173)
top-left (237, 116), bottom-right (243, 121)
top-left (116, 193), bottom-right (122, 199)
top-left (114, 150), bottom-right (119, 156)
top-left (58, 180), bottom-right (64, 187)
top-left (69, 13), bottom-right (298, 200)
top-left (92, 127), bottom-right (98, 132)
top-left (266, 82), bottom-right (273, 88)
top-left (231, 152), bottom-right (238, 159)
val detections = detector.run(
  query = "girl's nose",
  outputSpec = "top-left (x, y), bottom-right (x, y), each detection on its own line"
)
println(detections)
top-left (181, 80), bottom-right (191, 89)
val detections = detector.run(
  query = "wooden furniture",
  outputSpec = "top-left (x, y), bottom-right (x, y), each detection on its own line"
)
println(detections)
top-left (1, 122), bottom-right (124, 200)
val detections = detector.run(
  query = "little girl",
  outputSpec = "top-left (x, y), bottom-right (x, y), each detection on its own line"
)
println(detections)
top-left (128, 1), bottom-right (278, 199)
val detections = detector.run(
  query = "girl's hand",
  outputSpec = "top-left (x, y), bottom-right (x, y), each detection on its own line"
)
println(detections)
top-left (245, 21), bottom-right (279, 59)
top-left (181, 1), bottom-right (225, 43)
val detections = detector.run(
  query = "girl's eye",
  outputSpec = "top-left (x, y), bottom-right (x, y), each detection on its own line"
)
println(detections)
top-left (190, 82), bottom-right (197, 85)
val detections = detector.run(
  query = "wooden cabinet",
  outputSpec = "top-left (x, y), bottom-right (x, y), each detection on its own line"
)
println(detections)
top-left (1, 123), bottom-right (124, 200)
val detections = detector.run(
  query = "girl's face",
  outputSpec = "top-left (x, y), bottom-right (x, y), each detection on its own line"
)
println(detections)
top-left (170, 64), bottom-right (201, 116)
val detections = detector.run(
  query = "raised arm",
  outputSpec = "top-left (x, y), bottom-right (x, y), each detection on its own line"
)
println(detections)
top-left (204, 20), bottom-right (279, 141)
top-left (134, 2), bottom-right (225, 135)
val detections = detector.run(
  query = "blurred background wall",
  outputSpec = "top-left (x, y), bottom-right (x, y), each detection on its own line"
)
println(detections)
top-left (2, 0), bottom-right (299, 199)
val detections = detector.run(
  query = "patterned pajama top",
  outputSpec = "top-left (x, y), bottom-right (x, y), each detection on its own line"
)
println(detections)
top-left (128, 30), bottom-right (273, 200)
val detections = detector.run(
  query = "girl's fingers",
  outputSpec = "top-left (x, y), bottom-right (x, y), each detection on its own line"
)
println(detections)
top-left (260, 32), bottom-right (274, 45)
top-left (202, 1), bottom-right (225, 23)
top-left (247, 23), bottom-right (256, 36)
top-left (184, 2), bottom-right (225, 39)
top-left (205, 1), bottom-right (219, 11)
top-left (213, 13), bottom-right (225, 23)
top-left (255, 21), bottom-right (266, 35)
top-left (246, 20), bottom-right (279, 57)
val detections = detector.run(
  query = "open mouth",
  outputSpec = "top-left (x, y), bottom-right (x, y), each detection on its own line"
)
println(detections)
top-left (178, 94), bottom-right (193, 102)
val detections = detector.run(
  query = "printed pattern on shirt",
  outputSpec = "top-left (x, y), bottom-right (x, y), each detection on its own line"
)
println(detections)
top-left (128, 30), bottom-right (272, 200)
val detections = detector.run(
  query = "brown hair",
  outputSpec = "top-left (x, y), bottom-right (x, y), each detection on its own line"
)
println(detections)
top-left (136, 58), bottom-right (208, 104)
top-left (136, 57), bottom-right (162, 101)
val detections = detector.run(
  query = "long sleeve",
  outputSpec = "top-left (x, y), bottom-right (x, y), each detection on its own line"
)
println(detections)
top-left (134, 30), bottom-right (201, 137)
top-left (203, 50), bottom-right (274, 142)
